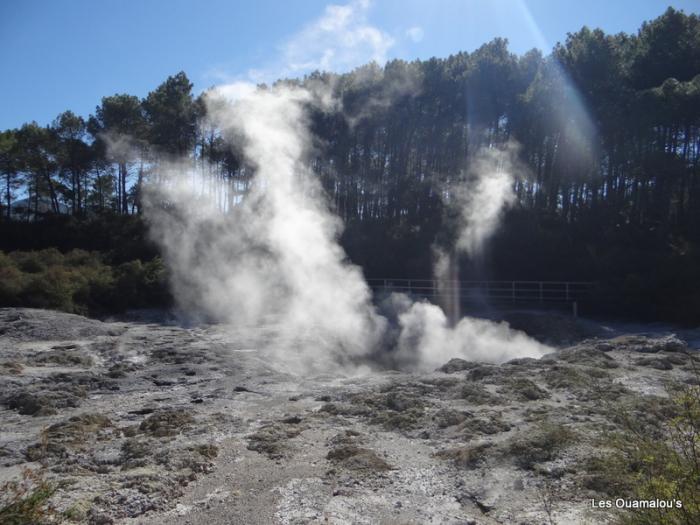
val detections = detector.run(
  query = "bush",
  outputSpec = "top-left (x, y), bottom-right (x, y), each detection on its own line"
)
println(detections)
top-left (584, 381), bottom-right (700, 524)
top-left (507, 423), bottom-right (577, 470)
top-left (109, 258), bottom-right (169, 310)
top-left (0, 249), bottom-right (170, 316)
top-left (0, 264), bottom-right (24, 304)
top-left (20, 268), bottom-right (75, 311)
top-left (0, 468), bottom-right (56, 525)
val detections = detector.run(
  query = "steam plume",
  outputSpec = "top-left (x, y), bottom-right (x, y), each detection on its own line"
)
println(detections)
top-left (145, 83), bottom-right (384, 371)
top-left (455, 144), bottom-right (518, 256)
top-left (434, 142), bottom-right (519, 324)
top-left (141, 1), bottom-right (550, 374)
top-left (392, 294), bottom-right (548, 371)
top-left (398, 142), bottom-right (547, 371)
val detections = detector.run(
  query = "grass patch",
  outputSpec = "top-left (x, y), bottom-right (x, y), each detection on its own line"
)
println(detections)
top-left (506, 423), bottom-right (577, 470)
top-left (435, 443), bottom-right (492, 469)
top-left (500, 378), bottom-right (551, 401)
top-left (582, 383), bottom-right (700, 524)
top-left (25, 413), bottom-right (113, 462)
top-left (139, 409), bottom-right (194, 438)
top-left (0, 468), bottom-right (56, 525)
top-left (459, 383), bottom-right (501, 405)
top-left (326, 445), bottom-right (393, 471)
top-left (462, 413), bottom-right (512, 437)
top-left (247, 423), bottom-right (303, 459)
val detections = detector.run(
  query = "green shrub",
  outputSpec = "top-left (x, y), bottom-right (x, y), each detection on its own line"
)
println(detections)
top-left (0, 468), bottom-right (56, 525)
top-left (0, 265), bottom-right (24, 304)
top-left (507, 422), bottom-right (577, 470)
top-left (584, 382), bottom-right (700, 524)
top-left (20, 269), bottom-right (75, 311)
top-left (110, 257), bottom-right (169, 310)
top-left (11, 252), bottom-right (46, 274)
top-left (0, 249), bottom-right (170, 315)
top-left (63, 249), bottom-right (100, 268)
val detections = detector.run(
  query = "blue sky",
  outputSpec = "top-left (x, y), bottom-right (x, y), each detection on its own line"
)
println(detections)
top-left (1, 0), bottom-right (698, 130)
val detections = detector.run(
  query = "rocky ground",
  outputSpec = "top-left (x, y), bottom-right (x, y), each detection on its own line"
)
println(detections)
top-left (1, 307), bottom-right (698, 524)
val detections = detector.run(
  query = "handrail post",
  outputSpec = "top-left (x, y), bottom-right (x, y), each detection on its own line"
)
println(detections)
top-left (511, 281), bottom-right (515, 303)
top-left (539, 282), bottom-right (543, 303)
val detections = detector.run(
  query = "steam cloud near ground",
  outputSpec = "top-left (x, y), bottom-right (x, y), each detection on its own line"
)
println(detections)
top-left (142, 80), bottom-right (548, 372)
top-left (411, 142), bottom-right (546, 370)
top-left (141, 1), bottom-right (550, 373)
top-left (144, 83), bottom-right (385, 372)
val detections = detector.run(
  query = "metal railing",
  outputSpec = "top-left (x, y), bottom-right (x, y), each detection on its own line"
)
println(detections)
top-left (366, 278), bottom-right (595, 304)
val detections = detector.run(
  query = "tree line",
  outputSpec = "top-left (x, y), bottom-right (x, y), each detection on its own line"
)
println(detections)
top-left (1, 8), bottom-right (698, 229)
top-left (1, 7), bottom-right (699, 321)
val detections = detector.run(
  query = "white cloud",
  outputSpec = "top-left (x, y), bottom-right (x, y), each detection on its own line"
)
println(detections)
top-left (279, 0), bottom-right (394, 77)
top-left (406, 26), bottom-right (424, 43)
top-left (204, 1), bottom-right (395, 86)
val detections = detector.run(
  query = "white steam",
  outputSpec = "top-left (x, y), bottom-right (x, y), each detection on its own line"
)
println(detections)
top-left (433, 143), bottom-right (520, 321)
top-left (142, 1), bottom-right (549, 374)
top-left (399, 143), bottom-right (546, 371)
top-left (390, 294), bottom-right (548, 371)
top-left (145, 83), bottom-right (384, 371)
top-left (455, 144), bottom-right (517, 256)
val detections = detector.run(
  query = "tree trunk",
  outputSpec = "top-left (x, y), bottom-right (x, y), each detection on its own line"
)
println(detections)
top-left (45, 169), bottom-right (59, 214)
top-left (135, 161), bottom-right (144, 214)
top-left (76, 167), bottom-right (82, 216)
top-left (70, 169), bottom-right (77, 215)
top-left (5, 171), bottom-right (11, 220)
top-left (33, 176), bottom-right (39, 221)
top-left (120, 162), bottom-right (128, 214)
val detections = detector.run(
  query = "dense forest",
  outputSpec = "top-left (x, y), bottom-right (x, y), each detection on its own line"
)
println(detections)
top-left (1, 7), bottom-right (699, 323)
